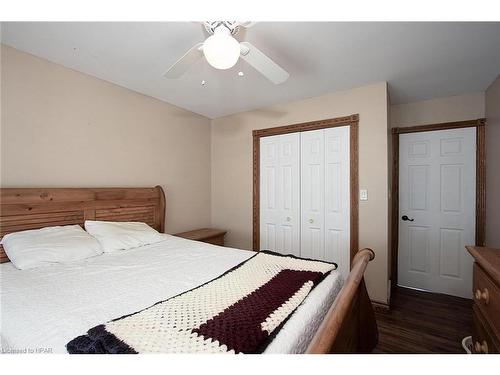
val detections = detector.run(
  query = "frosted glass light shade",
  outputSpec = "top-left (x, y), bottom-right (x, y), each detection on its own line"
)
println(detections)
top-left (203, 33), bottom-right (240, 70)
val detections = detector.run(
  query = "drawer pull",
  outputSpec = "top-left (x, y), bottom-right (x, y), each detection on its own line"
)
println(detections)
top-left (474, 340), bottom-right (489, 354)
top-left (474, 288), bottom-right (490, 304)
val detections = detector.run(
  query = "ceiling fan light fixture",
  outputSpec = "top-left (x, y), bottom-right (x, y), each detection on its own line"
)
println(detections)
top-left (163, 22), bottom-right (289, 85)
top-left (202, 27), bottom-right (240, 70)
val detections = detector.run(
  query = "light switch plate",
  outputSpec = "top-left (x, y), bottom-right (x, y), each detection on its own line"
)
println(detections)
top-left (360, 189), bottom-right (368, 201)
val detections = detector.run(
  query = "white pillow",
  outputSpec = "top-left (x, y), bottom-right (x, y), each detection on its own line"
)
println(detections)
top-left (1, 225), bottom-right (103, 270)
top-left (84, 221), bottom-right (166, 253)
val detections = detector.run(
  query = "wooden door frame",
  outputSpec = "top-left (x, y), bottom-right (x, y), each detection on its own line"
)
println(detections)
top-left (252, 114), bottom-right (359, 264)
top-left (390, 118), bottom-right (486, 288)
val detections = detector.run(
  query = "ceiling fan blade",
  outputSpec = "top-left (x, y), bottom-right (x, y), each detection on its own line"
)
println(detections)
top-left (239, 42), bottom-right (289, 84)
top-left (237, 21), bottom-right (258, 28)
top-left (163, 42), bottom-right (203, 79)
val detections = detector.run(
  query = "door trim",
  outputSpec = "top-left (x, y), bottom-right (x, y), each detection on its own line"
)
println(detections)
top-left (252, 114), bottom-right (359, 264)
top-left (390, 118), bottom-right (486, 288)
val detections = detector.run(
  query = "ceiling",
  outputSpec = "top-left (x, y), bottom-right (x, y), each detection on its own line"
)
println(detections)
top-left (2, 22), bottom-right (499, 119)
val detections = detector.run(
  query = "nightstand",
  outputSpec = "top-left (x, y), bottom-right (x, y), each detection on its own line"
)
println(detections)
top-left (175, 228), bottom-right (227, 246)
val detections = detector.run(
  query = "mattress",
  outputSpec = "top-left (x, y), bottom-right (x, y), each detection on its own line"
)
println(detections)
top-left (0, 236), bottom-right (343, 353)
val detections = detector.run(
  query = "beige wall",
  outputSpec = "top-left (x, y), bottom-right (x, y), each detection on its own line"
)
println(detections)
top-left (486, 76), bottom-right (500, 248)
top-left (391, 92), bottom-right (485, 128)
top-left (0, 45), bottom-right (212, 234)
top-left (211, 82), bottom-right (390, 304)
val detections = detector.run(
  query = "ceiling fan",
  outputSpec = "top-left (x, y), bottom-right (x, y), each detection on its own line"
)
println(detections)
top-left (163, 21), bottom-right (290, 84)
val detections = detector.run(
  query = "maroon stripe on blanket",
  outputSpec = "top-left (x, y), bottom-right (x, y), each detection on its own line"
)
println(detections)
top-left (192, 269), bottom-right (324, 353)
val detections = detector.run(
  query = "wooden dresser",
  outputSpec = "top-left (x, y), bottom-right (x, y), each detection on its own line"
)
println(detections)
top-left (466, 246), bottom-right (500, 354)
top-left (175, 228), bottom-right (227, 246)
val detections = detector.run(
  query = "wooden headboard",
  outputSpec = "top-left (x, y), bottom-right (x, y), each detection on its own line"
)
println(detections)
top-left (0, 186), bottom-right (166, 263)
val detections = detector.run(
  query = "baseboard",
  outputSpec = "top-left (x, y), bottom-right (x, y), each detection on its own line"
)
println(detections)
top-left (371, 300), bottom-right (390, 312)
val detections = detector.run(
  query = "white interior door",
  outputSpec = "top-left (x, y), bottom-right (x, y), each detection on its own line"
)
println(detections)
top-left (398, 127), bottom-right (476, 298)
top-left (259, 127), bottom-right (350, 278)
top-left (300, 127), bottom-right (350, 278)
top-left (260, 133), bottom-right (300, 256)
top-left (324, 126), bottom-right (350, 278)
top-left (300, 129), bottom-right (326, 261)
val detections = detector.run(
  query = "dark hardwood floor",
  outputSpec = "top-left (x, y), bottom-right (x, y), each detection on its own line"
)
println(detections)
top-left (373, 286), bottom-right (473, 353)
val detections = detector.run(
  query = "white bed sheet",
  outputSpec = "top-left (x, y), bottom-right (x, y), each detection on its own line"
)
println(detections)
top-left (0, 236), bottom-right (343, 354)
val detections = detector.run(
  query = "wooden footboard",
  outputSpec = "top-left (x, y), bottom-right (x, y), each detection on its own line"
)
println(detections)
top-left (306, 248), bottom-right (378, 353)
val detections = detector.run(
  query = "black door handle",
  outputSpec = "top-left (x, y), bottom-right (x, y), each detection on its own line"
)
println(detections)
top-left (401, 215), bottom-right (414, 222)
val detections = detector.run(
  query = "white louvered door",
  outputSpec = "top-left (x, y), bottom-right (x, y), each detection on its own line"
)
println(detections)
top-left (260, 133), bottom-right (301, 256)
top-left (259, 126), bottom-right (351, 279)
top-left (398, 128), bottom-right (476, 298)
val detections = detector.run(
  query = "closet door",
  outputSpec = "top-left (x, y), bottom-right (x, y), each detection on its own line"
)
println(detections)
top-left (260, 133), bottom-right (300, 256)
top-left (324, 126), bottom-right (350, 277)
top-left (300, 129), bottom-right (325, 260)
top-left (300, 127), bottom-right (350, 278)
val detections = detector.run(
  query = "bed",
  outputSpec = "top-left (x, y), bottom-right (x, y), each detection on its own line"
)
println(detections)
top-left (0, 186), bottom-right (378, 354)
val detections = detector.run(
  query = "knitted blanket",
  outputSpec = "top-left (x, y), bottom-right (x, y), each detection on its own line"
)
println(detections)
top-left (66, 251), bottom-right (336, 354)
